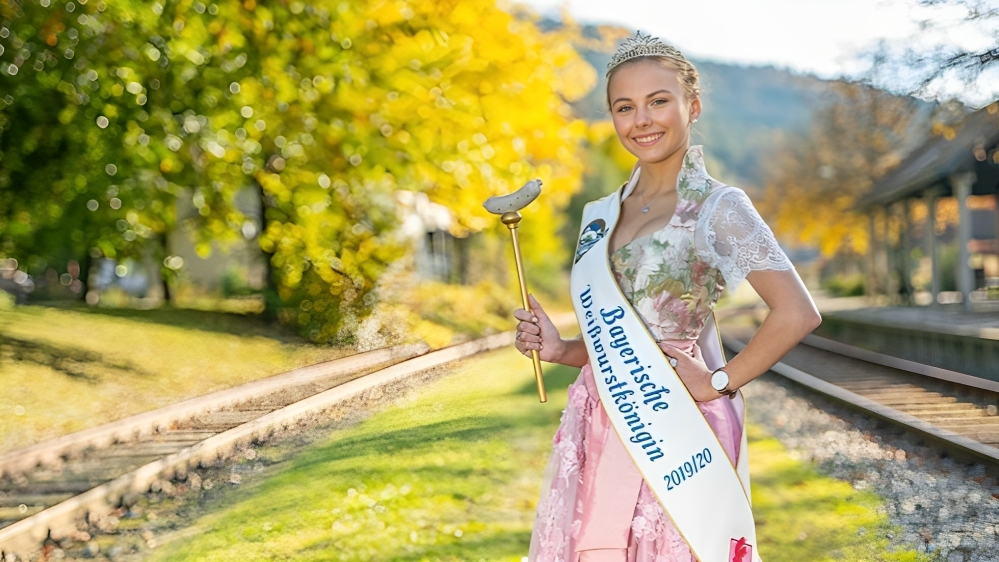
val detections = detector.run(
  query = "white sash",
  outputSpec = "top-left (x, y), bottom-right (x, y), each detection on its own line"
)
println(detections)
top-left (570, 187), bottom-right (760, 562)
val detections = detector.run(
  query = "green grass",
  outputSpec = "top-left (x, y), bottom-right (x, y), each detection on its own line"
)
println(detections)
top-left (749, 425), bottom-right (930, 562)
top-left (0, 304), bottom-right (350, 453)
top-left (127, 348), bottom-right (928, 562)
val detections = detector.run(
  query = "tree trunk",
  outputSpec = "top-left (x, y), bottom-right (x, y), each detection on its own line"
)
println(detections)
top-left (254, 178), bottom-right (279, 320)
top-left (159, 231), bottom-right (172, 304)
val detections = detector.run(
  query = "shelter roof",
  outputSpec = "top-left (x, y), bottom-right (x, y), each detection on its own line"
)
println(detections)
top-left (858, 102), bottom-right (999, 209)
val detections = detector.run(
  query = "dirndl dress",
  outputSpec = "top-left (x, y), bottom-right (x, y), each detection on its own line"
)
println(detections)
top-left (528, 145), bottom-right (793, 562)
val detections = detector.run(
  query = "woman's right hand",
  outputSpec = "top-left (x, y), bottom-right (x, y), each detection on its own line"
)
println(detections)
top-left (513, 294), bottom-right (563, 363)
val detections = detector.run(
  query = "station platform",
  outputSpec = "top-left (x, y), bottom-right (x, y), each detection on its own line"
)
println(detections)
top-left (816, 305), bottom-right (999, 383)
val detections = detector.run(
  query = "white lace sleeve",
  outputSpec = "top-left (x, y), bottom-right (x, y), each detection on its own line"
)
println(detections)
top-left (694, 187), bottom-right (793, 289)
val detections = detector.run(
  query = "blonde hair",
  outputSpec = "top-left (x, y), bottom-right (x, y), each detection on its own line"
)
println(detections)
top-left (605, 55), bottom-right (701, 111)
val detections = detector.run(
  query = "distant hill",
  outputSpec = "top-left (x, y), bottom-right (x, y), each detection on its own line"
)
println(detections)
top-left (563, 23), bottom-right (963, 198)
top-left (570, 42), bottom-right (838, 195)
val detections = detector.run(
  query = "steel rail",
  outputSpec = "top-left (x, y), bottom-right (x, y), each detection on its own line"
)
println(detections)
top-left (722, 331), bottom-right (999, 466)
top-left (0, 332), bottom-right (514, 558)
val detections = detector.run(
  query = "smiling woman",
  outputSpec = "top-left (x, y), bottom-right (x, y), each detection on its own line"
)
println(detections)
top-left (513, 31), bottom-right (821, 562)
top-left (604, 41), bottom-right (701, 229)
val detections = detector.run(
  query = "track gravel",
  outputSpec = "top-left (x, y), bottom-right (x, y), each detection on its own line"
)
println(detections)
top-left (744, 373), bottom-right (999, 562)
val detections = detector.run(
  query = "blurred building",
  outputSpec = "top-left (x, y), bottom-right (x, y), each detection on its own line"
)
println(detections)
top-left (859, 102), bottom-right (999, 311)
top-left (395, 190), bottom-right (471, 284)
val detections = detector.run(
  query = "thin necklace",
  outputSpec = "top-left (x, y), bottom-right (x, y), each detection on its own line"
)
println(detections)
top-left (635, 186), bottom-right (677, 214)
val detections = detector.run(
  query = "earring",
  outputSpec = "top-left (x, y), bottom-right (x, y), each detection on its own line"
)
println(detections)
top-left (692, 118), bottom-right (698, 123)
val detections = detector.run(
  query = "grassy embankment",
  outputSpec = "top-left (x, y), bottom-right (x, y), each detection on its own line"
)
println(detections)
top-left (0, 276), bottom-right (524, 454)
top-left (0, 303), bottom-right (352, 453)
top-left (120, 347), bottom-right (928, 562)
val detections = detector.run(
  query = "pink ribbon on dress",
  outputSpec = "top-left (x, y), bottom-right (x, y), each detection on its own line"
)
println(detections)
top-left (573, 340), bottom-right (744, 554)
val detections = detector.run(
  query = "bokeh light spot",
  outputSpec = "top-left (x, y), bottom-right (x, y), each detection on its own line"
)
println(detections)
top-left (166, 135), bottom-right (182, 151)
top-left (164, 255), bottom-right (184, 270)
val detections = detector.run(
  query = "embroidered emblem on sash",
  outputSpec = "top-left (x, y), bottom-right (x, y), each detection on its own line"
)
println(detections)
top-left (575, 219), bottom-right (606, 263)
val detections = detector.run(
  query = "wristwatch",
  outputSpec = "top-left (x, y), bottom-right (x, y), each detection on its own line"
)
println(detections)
top-left (710, 369), bottom-right (738, 400)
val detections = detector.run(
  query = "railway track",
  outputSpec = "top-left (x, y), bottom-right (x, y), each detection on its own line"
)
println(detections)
top-left (723, 329), bottom-right (999, 465)
top-left (7, 316), bottom-right (997, 559)
top-left (0, 332), bottom-right (514, 559)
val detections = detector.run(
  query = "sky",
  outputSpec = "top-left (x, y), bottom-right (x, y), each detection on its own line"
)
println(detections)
top-left (515, 0), bottom-right (999, 107)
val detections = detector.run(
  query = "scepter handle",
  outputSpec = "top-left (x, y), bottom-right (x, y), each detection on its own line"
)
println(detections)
top-left (502, 212), bottom-right (547, 403)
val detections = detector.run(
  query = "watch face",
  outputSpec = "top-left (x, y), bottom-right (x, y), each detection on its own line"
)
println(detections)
top-left (711, 370), bottom-right (730, 392)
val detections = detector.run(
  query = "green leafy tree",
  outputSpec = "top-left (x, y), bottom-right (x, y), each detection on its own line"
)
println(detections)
top-left (0, 0), bottom-right (592, 342)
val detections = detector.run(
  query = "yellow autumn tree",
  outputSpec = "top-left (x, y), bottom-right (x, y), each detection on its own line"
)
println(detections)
top-left (245, 0), bottom-right (594, 341)
top-left (0, 0), bottom-right (594, 343)
top-left (162, 0), bottom-right (593, 342)
top-left (761, 81), bottom-right (920, 256)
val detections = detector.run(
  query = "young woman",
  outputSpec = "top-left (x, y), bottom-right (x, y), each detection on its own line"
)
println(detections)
top-left (515, 32), bottom-right (821, 562)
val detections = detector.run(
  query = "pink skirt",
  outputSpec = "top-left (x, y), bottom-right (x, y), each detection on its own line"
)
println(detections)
top-left (528, 340), bottom-right (744, 562)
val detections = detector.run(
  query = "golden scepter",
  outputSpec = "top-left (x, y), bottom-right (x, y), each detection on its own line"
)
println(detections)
top-left (484, 179), bottom-right (547, 403)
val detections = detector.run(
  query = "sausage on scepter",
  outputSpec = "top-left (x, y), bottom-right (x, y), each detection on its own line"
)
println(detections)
top-left (483, 179), bottom-right (547, 403)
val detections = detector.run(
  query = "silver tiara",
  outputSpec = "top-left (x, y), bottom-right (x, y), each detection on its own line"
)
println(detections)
top-left (606, 30), bottom-right (685, 76)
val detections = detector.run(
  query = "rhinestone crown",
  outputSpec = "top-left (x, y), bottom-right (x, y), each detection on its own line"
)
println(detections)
top-left (606, 30), bottom-right (685, 76)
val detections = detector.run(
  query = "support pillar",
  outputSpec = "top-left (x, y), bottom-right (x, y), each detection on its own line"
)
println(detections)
top-left (883, 205), bottom-right (897, 301)
top-left (901, 198), bottom-right (913, 304)
top-left (926, 191), bottom-right (940, 305)
top-left (953, 172), bottom-right (977, 311)
top-left (867, 212), bottom-right (879, 299)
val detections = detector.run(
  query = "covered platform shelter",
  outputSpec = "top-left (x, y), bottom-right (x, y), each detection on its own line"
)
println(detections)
top-left (857, 102), bottom-right (999, 311)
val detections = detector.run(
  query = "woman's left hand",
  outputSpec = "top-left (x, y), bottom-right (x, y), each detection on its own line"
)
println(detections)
top-left (662, 345), bottom-right (721, 402)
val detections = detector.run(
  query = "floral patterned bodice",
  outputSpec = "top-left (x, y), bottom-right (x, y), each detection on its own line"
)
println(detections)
top-left (609, 145), bottom-right (792, 342)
